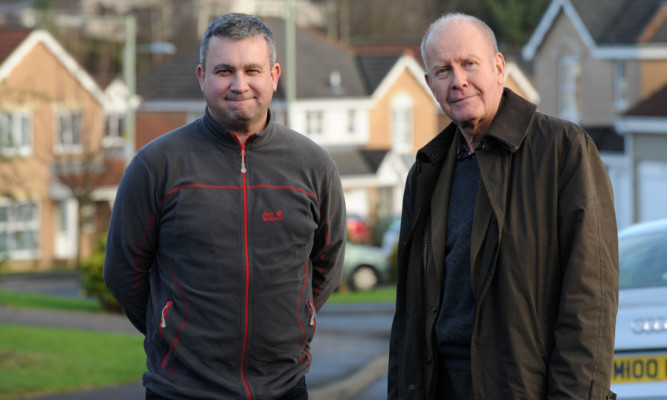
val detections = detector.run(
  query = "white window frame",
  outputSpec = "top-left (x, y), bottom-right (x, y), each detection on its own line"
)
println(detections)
top-left (391, 94), bottom-right (413, 153)
top-left (306, 110), bottom-right (324, 136)
top-left (614, 60), bottom-right (629, 111)
top-left (347, 109), bottom-right (356, 135)
top-left (54, 110), bottom-right (83, 154)
top-left (0, 110), bottom-right (33, 157)
top-left (0, 198), bottom-right (40, 260)
top-left (558, 55), bottom-right (581, 123)
top-left (102, 112), bottom-right (126, 148)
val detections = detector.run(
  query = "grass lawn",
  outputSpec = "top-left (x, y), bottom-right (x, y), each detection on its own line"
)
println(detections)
top-left (0, 324), bottom-right (145, 400)
top-left (0, 283), bottom-right (394, 398)
top-left (329, 286), bottom-right (396, 303)
top-left (0, 285), bottom-right (395, 313)
top-left (0, 290), bottom-right (102, 313)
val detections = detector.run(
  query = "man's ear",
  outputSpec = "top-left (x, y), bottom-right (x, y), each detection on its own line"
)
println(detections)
top-left (494, 53), bottom-right (506, 85)
top-left (196, 64), bottom-right (206, 90)
top-left (271, 63), bottom-right (281, 92)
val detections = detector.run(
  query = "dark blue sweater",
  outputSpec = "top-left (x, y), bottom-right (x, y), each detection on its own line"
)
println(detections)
top-left (435, 152), bottom-right (480, 370)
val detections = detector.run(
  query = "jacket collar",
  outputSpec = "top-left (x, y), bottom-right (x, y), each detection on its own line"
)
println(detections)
top-left (485, 88), bottom-right (536, 153)
top-left (417, 88), bottom-right (536, 166)
top-left (202, 107), bottom-right (276, 148)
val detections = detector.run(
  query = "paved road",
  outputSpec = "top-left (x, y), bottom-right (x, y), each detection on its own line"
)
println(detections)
top-left (0, 272), bottom-right (393, 399)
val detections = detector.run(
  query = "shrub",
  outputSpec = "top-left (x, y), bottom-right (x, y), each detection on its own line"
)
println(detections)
top-left (79, 235), bottom-right (122, 313)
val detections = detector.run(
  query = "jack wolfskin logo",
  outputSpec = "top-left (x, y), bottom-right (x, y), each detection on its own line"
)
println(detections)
top-left (263, 210), bottom-right (284, 222)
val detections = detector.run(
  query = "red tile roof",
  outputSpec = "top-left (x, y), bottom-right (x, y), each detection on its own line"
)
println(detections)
top-left (625, 84), bottom-right (667, 117)
top-left (0, 29), bottom-right (32, 65)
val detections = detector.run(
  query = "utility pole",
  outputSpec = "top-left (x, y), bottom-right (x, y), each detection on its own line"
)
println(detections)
top-left (123, 15), bottom-right (136, 166)
top-left (285, 0), bottom-right (296, 129)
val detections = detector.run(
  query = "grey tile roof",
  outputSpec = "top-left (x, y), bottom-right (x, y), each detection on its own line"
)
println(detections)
top-left (585, 126), bottom-right (625, 153)
top-left (356, 53), bottom-right (402, 94)
top-left (265, 18), bottom-right (368, 99)
top-left (329, 149), bottom-right (389, 176)
top-left (136, 47), bottom-right (202, 101)
top-left (571, 0), bottom-right (664, 44)
top-left (652, 19), bottom-right (667, 42)
top-left (137, 18), bottom-right (377, 101)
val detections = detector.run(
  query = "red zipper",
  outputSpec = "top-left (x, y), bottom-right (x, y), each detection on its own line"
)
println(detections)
top-left (236, 135), bottom-right (252, 400)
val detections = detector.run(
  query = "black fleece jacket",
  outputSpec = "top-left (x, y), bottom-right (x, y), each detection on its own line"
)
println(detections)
top-left (104, 109), bottom-right (346, 400)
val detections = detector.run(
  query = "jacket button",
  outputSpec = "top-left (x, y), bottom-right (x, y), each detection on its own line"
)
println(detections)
top-left (408, 384), bottom-right (416, 391)
top-left (431, 304), bottom-right (438, 313)
top-left (426, 355), bottom-right (432, 364)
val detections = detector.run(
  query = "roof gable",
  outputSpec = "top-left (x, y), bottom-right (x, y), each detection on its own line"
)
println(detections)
top-left (523, 0), bottom-right (667, 61)
top-left (369, 53), bottom-right (433, 102)
top-left (0, 29), bottom-right (105, 105)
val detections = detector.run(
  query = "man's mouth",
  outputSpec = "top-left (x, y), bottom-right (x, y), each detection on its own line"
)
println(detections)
top-left (449, 95), bottom-right (473, 104)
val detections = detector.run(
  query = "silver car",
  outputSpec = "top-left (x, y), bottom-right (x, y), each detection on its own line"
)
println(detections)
top-left (612, 218), bottom-right (667, 398)
top-left (341, 241), bottom-right (393, 291)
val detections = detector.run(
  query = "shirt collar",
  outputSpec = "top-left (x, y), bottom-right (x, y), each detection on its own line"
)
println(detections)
top-left (456, 130), bottom-right (488, 160)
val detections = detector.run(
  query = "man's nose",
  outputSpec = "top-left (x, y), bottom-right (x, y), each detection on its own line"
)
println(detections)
top-left (231, 72), bottom-right (249, 91)
top-left (451, 68), bottom-right (468, 90)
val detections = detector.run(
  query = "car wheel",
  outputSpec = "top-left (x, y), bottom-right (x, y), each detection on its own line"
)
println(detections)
top-left (350, 265), bottom-right (379, 291)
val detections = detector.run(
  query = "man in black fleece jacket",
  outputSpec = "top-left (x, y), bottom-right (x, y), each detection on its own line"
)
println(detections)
top-left (104, 13), bottom-right (346, 400)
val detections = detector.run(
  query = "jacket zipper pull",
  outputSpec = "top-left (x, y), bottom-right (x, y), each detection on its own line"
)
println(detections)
top-left (240, 148), bottom-right (247, 174)
top-left (160, 303), bottom-right (170, 328)
top-left (307, 299), bottom-right (316, 326)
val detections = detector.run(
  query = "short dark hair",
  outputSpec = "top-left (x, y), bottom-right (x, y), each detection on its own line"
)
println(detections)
top-left (199, 13), bottom-right (277, 69)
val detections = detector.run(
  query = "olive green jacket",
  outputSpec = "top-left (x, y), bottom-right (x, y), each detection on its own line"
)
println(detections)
top-left (388, 88), bottom-right (619, 399)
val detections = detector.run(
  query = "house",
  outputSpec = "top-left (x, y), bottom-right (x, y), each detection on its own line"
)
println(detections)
top-left (0, 28), bottom-right (120, 270)
top-left (135, 18), bottom-right (442, 221)
top-left (522, 0), bottom-right (667, 228)
top-left (615, 84), bottom-right (667, 223)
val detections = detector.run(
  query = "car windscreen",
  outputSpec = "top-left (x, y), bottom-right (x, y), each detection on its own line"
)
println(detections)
top-left (619, 229), bottom-right (667, 289)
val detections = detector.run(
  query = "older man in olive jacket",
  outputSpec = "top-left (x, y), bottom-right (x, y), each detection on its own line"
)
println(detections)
top-left (388, 13), bottom-right (619, 400)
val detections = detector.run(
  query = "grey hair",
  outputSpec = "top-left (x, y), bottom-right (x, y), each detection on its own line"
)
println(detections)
top-left (420, 13), bottom-right (499, 72)
top-left (199, 13), bottom-right (277, 69)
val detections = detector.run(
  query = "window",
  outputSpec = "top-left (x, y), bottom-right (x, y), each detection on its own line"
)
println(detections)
top-left (614, 60), bottom-right (629, 111)
top-left (0, 110), bottom-right (32, 157)
top-left (558, 55), bottom-right (581, 123)
top-left (306, 110), bottom-right (324, 136)
top-left (55, 110), bottom-right (83, 154)
top-left (391, 95), bottom-right (413, 152)
top-left (103, 112), bottom-right (126, 147)
top-left (0, 199), bottom-right (39, 259)
top-left (81, 204), bottom-right (95, 233)
top-left (347, 110), bottom-right (356, 135)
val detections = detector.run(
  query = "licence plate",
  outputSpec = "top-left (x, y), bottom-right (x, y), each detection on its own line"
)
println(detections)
top-left (612, 354), bottom-right (667, 384)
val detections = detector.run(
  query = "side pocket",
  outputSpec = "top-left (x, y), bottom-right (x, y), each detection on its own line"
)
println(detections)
top-left (298, 298), bottom-right (316, 365)
top-left (158, 300), bottom-right (174, 369)
top-left (587, 380), bottom-right (616, 400)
